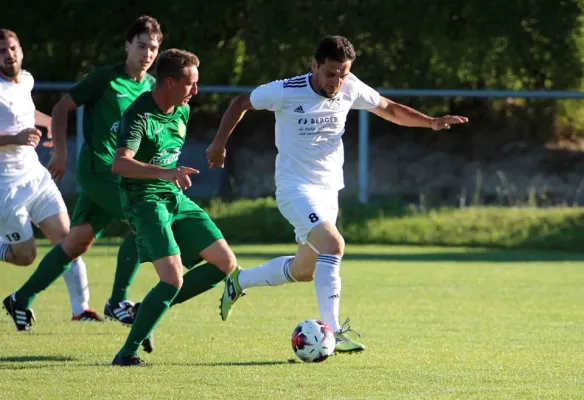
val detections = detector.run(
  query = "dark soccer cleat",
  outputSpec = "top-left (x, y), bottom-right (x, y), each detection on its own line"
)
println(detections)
top-left (142, 334), bottom-right (154, 354)
top-left (72, 309), bottom-right (104, 322)
top-left (2, 293), bottom-right (35, 332)
top-left (111, 353), bottom-right (145, 367)
top-left (104, 299), bottom-right (135, 325)
top-left (132, 302), bottom-right (154, 353)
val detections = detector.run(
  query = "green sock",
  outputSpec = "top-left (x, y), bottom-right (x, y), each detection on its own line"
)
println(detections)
top-left (171, 263), bottom-right (227, 306)
top-left (109, 233), bottom-right (141, 305)
top-left (119, 281), bottom-right (179, 357)
top-left (15, 244), bottom-right (73, 308)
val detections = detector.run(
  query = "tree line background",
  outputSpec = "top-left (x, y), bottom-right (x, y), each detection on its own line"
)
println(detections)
top-left (3, 0), bottom-right (584, 151)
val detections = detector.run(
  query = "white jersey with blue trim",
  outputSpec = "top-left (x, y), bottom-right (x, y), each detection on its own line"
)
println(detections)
top-left (250, 72), bottom-right (380, 191)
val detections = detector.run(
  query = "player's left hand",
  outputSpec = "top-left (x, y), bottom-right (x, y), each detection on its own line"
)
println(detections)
top-left (206, 141), bottom-right (227, 170)
top-left (430, 115), bottom-right (469, 131)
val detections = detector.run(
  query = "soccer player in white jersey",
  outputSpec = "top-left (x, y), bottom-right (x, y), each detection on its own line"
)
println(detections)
top-left (206, 36), bottom-right (468, 352)
top-left (0, 29), bottom-right (103, 329)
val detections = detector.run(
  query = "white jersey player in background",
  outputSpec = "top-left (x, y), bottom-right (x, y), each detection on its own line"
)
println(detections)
top-left (206, 36), bottom-right (468, 352)
top-left (0, 29), bottom-right (102, 328)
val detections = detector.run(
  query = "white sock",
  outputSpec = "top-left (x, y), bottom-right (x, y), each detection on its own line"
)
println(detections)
top-left (238, 256), bottom-right (295, 290)
top-left (63, 257), bottom-right (90, 316)
top-left (0, 243), bottom-right (9, 261)
top-left (314, 254), bottom-right (342, 331)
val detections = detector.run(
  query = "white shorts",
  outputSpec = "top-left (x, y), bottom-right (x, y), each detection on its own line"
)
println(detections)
top-left (276, 186), bottom-right (339, 244)
top-left (0, 168), bottom-right (67, 244)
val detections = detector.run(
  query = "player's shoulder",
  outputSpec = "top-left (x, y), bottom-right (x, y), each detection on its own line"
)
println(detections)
top-left (282, 73), bottom-right (309, 89)
top-left (21, 70), bottom-right (34, 88)
top-left (342, 73), bottom-right (364, 90)
top-left (177, 104), bottom-right (190, 119)
top-left (124, 91), bottom-right (152, 116)
top-left (86, 63), bottom-right (125, 81)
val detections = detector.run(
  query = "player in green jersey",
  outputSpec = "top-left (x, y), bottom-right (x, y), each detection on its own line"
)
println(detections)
top-left (4, 17), bottom-right (162, 338)
top-left (111, 49), bottom-right (239, 366)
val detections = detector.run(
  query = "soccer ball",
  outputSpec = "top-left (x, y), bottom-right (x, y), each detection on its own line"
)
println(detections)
top-left (291, 319), bottom-right (336, 362)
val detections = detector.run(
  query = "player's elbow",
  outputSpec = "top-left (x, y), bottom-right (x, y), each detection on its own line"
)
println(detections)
top-left (52, 95), bottom-right (75, 118)
top-left (231, 93), bottom-right (253, 112)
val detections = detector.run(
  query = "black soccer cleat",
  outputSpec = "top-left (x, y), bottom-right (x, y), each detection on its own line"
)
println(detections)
top-left (111, 353), bottom-right (145, 367)
top-left (104, 300), bottom-right (135, 326)
top-left (3, 293), bottom-right (35, 332)
top-left (72, 309), bottom-right (104, 322)
top-left (142, 334), bottom-right (154, 354)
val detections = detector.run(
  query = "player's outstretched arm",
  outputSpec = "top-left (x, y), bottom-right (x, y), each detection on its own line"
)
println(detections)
top-left (369, 96), bottom-right (469, 131)
top-left (206, 92), bottom-right (255, 169)
top-left (48, 94), bottom-right (77, 181)
top-left (112, 148), bottom-right (199, 190)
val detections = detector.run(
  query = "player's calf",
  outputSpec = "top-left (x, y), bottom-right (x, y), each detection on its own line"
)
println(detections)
top-left (60, 224), bottom-right (96, 259)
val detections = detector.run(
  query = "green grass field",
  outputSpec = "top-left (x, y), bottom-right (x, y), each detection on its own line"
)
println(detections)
top-left (1, 243), bottom-right (583, 399)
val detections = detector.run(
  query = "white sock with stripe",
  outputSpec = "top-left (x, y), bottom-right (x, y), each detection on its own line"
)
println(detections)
top-left (0, 243), bottom-right (10, 262)
top-left (63, 257), bottom-right (90, 316)
top-left (314, 254), bottom-right (342, 331)
top-left (238, 256), bottom-right (296, 290)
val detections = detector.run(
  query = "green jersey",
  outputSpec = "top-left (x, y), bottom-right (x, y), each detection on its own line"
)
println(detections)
top-left (117, 91), bottom-right (190, 199)
top-left (69, 63), bottom-right (155, 178)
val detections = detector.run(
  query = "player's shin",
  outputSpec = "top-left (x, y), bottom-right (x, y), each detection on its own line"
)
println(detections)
top-left (119, 281), bottom-right (179, 357)
top-left (237, 256), bottom-right (295, 290)
top-left (171, 263), bottom-right (227, 306)
top-left (63, 257), bottom-right (90, 315)
top-left (314, 254), bottom-right (341, 331)
top-left (109, 233), bottom-right (141, 305)
top-left (14, 244), bottom-right (73, 308)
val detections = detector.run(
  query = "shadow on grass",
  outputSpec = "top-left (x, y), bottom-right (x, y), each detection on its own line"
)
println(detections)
top-left (171, 360), bottom-right (293, 367)
top-left (235, 250), bottom-right (584, 263)
top-left (0, 355), bottom-right (74, 363)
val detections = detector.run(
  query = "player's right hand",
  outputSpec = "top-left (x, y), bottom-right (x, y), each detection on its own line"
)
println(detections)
top-left (48, 151), bottom-right (68, 182)
top-left (163, 166), bottom-right (200, 190)
top-left (206, 141), bottom-right (226, 169)
top-left (16, 128), bottom-right (42, 147)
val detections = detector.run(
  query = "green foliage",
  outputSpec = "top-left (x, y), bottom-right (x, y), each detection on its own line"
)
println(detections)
top-left (4, 1), bottom-right (584, 90)
top-left (4, 1), bottom-right (584, 138)
top-left (70, 195), bottom-right (584, 252)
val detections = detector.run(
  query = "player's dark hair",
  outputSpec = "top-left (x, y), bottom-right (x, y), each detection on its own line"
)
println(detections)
top-left (125, 15), bottom-right (163, 43)
top-left (314, 36), bottom-right (356, 66)
top-left (0, 29), bottom-right (19, 43)
top-left (155, 49), bottom-right (200, 82)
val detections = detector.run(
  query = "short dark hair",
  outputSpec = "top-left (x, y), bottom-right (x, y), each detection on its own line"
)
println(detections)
top-left (125, 15), bottom-right (163, 43)
top-left (155, 49), bottom-right (200, 82)
top-left (314, 35), bottom-right (356, 66)
top-left (0, 29), bottom-right (19, 43)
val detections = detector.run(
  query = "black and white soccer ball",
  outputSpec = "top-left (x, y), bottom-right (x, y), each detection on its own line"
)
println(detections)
top-left (291, 319), bottom-right (336, 362)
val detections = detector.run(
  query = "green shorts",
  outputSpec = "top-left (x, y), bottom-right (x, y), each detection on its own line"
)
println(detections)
top-left (124, 192), bottom-right (223, 263)
top-left (70, 160), bottom-right (125, 239)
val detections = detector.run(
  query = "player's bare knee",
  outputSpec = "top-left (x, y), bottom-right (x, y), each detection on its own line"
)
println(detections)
top-left (162, 275), bottom-right (183, 289)
top-left (13, 247), bottom-right (37, 266)
top-left (215, 252), bottom-right (237, 275)
top-left (321, 233), bottom-right (344, 256)
top-left (290, 260), bottom-right (316, 282)
top-left (294, 270), bottom-right (315, 282)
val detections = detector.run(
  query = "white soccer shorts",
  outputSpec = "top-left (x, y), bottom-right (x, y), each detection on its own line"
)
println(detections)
top-left (0, 168), bottom-right (67, 244)
top-left (276, 186), bottom-right (339, 244)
